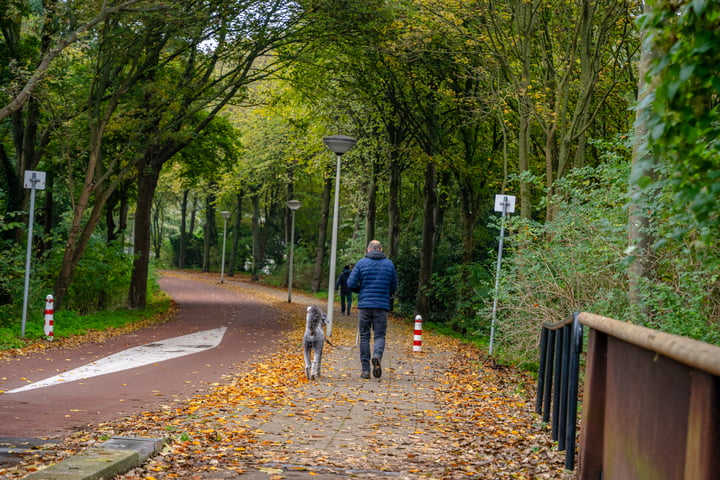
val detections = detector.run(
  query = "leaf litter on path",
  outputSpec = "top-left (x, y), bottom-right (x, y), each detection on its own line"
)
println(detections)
top-left (1, 276), bottom-right (573, 479)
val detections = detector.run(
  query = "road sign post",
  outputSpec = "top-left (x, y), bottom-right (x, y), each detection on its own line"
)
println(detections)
top-left (21, 170), bottom-right (46, 338)
top-left (489, 194), bottom-right (516, 355)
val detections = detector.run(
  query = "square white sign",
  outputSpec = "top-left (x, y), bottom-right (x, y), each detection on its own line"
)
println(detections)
top-left (24, 170), bottom-right (46, 190)
top-left (494, 194), bottom-right (516, 213)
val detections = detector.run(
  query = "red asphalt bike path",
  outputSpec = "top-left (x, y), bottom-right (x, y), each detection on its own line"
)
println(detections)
top-left (0, 273), bottom-right (287, 438)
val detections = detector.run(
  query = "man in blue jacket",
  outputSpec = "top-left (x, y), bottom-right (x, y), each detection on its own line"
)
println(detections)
top-left (347, 240), bottom-right (398, 379)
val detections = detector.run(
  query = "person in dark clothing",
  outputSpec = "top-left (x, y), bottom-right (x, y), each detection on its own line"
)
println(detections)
top-left (347, 240), bottom-right (397, 380)
top-left (335, 264), bottom-right (353, 315)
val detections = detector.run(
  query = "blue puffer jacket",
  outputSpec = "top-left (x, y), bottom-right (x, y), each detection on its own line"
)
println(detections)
top-left (347, 251), bottom-right (398, 311)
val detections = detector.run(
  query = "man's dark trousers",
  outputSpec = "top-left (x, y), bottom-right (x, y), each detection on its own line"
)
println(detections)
top-left (358, 308), bottom-right (388, 373)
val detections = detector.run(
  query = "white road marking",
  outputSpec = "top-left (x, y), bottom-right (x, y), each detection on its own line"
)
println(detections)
top-left (7, 327), bottom-right (227, 394)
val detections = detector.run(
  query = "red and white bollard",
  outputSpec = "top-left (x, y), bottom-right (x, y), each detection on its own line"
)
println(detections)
top-left (413, 315), bottom-right (422, 352)
top-left (44, 294), bottom-right (54, 341)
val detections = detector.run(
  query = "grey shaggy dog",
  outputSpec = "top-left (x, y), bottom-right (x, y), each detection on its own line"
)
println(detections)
top-left (303, 305), bottom-right (327, 380)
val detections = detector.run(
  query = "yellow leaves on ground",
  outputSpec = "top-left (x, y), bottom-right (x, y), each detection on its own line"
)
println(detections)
top-left (0, 277), bottom-right (572, 479)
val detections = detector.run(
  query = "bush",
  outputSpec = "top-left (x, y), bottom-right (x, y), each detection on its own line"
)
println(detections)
top-left (43, 238), bottom-right (134, 314)
top-left (0, 240), bottom-right (30, 328)
top-left (481, 157), bottom-right (633, 362)
top-left (427, 262), bottom-right (494, 334)
top-left (0, 220), bottom-right (50, 332)
top-left (484, 144), bottom-right (720, 363)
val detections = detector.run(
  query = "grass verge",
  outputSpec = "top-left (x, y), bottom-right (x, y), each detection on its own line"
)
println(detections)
top-left (0, 290), bottom-right (173, 354)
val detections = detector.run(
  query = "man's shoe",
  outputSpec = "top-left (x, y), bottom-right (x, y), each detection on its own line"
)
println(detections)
top-left (361, 371), bottom-right (370, 379)
top-left (372, 357), bottom-right (382, 378)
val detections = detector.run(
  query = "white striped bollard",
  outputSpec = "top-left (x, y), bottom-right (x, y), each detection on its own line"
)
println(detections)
top-left (44, 294), bottom-right (54, 341)
top-left (413, 314), bottom-right (422, 352)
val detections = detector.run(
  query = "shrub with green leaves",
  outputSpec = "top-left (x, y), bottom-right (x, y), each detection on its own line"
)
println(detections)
top-left (483, 140), bottom-right (720, 363)
top-left (483, 157), bottom-right (629, 362)
top-left (0, 216), bottom-right (51, 333)
top-left (43, 238), bottom-right (134, 314)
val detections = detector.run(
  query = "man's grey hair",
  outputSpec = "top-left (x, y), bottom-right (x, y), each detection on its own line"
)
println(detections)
top-left (367, 240), bottom-right (383, 252)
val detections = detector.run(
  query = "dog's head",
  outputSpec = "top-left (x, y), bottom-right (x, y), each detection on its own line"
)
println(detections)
top-left (306, 305), bottom-right (327, 331)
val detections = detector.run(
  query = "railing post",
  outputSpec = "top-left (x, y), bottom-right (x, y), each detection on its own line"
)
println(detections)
top-left (537, 313), bottom-right (584, 472)
top-left (542, 330), bottom-right (555, 423)
top-left (536, 328), bottom-right (549, 414)
top-left (565, 313), bottom-right (582, 470)
top-left (552, 326), bottom-right (564, 441)
top-left (577, 327), bottom-right (607, 480)
top-left (558, 322), bottom-right (572, 450)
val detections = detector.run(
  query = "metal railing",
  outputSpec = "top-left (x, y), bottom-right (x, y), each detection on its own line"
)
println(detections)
top-left (536, 311), bottom-right (720, 479)
top-left (535, 312), bottom-right (583, 470)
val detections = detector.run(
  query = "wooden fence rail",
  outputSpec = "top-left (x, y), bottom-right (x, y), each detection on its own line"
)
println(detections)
top-left (537, 311), bottom-right (720, 479)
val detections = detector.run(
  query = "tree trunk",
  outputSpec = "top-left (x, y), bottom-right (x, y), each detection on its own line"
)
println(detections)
top-left (228, 192), bottom-right (242, 276)
top-left (250, 191), bottom-right (261, 281)
top-left (388, 149), bottom-right (401, 261)
top-left (259, 191), bottom-right (272, 266)
top-left (518, 77), bottom-right (533, 219)
top-left (544, 125), bottom-right (559, 224)
top-left (202, 189), bottom-right (217, 273)
top-left (312, 176), bottom-right (332, 293)
top-left (178, 189), bottom-right (189, 269)
top-left (53, 120), bottom-right (118, 309)
top-left (53, 185), bottom-right (111, 309)
top-left (414, 161), bottom-right (437, 317)
top-left (105, 181), bottom-right (130, 244)
top-left (516, 0), bottom-right (535, 220)
top-left (10, 95), bottom-right (42, 244)
top-left (0, 144), bottom-right (20, 225)
top-left (543, 0), bottom-right (628, 222)
top-left (151, 197), bottom-right (162, 260)
top-left (459, 181), bottom-right (480, 263)
top-left (628, 2), bottom-right (659, 317)
top-left (202, 221), bottom-right (210, 273)
top-left (434, 171), bottom-right (449, 247)
top-left (42, 171), bottom-right (55, 251)
top-left (284, 185), bottom-right (294, 286)
top-left (365, 156), bottom-right (379, 245)
top-left (189, 193), bottom-right (198, 239)
top-left (128, 159), bottom-right (162, 309)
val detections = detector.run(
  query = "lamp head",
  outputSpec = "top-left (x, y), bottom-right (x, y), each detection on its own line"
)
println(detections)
top-left (287, 200), bottom-right (302, 210)
top-left (323, 135), bottom-right (357, 155)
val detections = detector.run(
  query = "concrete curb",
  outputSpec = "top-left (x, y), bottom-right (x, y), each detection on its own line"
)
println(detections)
top-left (24, 437), bottom-right (165, 480)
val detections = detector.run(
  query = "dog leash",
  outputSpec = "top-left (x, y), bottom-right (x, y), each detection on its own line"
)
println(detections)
top-left (324, 337), bottom-right (354, 351)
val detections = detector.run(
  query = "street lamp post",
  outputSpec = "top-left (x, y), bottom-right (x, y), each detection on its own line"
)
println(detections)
top-left (323, 135), bottom-right (357, 337)
top-left (220, 211), bottom-right (230, 283)
top-left (286, 200), bottom-right (302, 303)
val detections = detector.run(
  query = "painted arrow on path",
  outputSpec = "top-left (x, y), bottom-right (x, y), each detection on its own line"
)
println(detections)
top-left (7, 327), bottom-right (227, 394)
